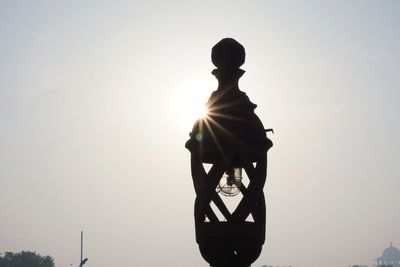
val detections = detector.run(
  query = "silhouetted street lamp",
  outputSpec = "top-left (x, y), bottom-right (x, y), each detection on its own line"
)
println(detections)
top-left (186, 38), bottom-right (273, 267)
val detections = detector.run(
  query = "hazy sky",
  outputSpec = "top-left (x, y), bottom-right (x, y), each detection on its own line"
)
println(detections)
top-left (1, 1), bottom-right (399, 267)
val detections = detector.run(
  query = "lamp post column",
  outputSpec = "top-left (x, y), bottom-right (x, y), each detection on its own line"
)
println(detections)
top-left (186, 38), bottom-right (273, 267)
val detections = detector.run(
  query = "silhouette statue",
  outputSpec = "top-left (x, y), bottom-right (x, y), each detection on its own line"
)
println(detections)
top-left (186, 38), bottom-right (273, 267)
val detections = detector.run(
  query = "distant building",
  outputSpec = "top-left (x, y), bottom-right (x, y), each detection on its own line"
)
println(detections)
top-left (376, 243), bottom-right (400, 267)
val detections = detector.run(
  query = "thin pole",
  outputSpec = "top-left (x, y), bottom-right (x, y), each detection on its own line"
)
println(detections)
top-left (79, 230), bottom-right (88, 267)
top-left (80, 231), bottom-right (83, 264)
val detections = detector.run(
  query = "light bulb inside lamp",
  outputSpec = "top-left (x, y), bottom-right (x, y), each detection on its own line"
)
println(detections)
top-left (217, 168), bottom-right (242, 197)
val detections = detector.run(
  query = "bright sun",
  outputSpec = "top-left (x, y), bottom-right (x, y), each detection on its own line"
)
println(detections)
top-left (194, 101), bottom-right (209, 119)
top-left (182, 90), bottom-right (209, 122)
top-left (174, 80), bottom-right (212, 129)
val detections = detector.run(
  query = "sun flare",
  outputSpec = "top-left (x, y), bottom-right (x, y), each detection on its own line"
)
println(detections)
top-left (181, 92), bottom-right (209, 124)
top-left (194, 102), bottom-right (209, 119)
top-left (174, 80), bottom-right (213, 128)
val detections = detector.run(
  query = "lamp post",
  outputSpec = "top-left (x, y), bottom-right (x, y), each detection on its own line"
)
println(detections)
top-left (186, 38), bottom-right (273, 267)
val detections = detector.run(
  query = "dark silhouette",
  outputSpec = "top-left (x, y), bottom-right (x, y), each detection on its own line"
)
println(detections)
top-left (0, 251), bottom-right (55, 267)
top-left (186, 38), bottom-right (273, 267)
top-left (79, 258), bottom-right (88, 267)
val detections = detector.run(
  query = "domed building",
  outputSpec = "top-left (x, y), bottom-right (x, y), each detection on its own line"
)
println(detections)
top-left (376, 243), bottom-right (400, 267)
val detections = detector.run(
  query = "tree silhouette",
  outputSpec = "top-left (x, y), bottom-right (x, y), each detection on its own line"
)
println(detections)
top-left (0, 251), bottom-right (55, 267)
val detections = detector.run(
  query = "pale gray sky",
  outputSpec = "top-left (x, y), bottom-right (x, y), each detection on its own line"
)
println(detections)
top-left (0, 1), bottom-right (399, 267)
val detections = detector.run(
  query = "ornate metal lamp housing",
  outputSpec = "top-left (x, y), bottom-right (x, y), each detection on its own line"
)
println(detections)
top-left (186, 38), bottom-right (273, 267)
